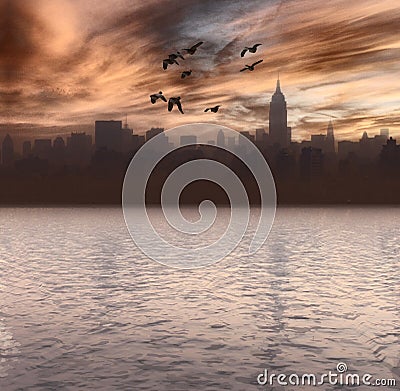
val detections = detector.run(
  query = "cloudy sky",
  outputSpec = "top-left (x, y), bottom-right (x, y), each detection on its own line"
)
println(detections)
top-left (1, 0), bottom-right (399, 141)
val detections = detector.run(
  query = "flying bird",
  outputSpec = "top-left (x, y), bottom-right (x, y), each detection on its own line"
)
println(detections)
top-left (240, 59), bottom-right (263, 72)
top-left (241, 44), bottom-right (262, 57)
top-left (163, 58), bottom-right (179, 70)
top-left (168, 97), bottom-right (184, 114)
top-left (181, 70), bottom-right (192, 79)
top-left (169, 52), bottom-right (185, 61)
top-left (150, 91), bottom-right (167, 104)
top-left (183, 41), bottom-right (204, 55)
top-left (204, 105), bottom-right (221, 113)
top-left (163, 52), bottom-right (185, 69)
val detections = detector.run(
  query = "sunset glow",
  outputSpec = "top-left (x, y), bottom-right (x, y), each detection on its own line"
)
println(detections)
top-left (1, 0), bottom-right (400, 141)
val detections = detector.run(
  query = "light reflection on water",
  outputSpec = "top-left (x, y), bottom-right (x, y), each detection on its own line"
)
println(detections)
top-left (0, 207), bottom-right (398, 390)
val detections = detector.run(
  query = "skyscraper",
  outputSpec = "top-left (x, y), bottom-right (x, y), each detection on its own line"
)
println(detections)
top-left (145, 127), bottom-right (164, 142)
top-left (180, 135), bottom-right (197, 146)
top-left (67, 132), bottom-right (92, 166)
top-left (255, 128), bottom-right (266, 143)
top-left (326, 120), bottom-right (335, 154)
top-left (269, 77), bottom-right (289, 148)
top-left (33, 139), bottom-right (52, 159)
top-left (53, 136), bottom-right (66, 151)
top-left (2, 134), bottom-right (14, 166)
top-left (95, 120), bottom-right (123, 152)
top-left (121, 120), bottom-right (133, 154)
top-left (217, 129), bottom-right (225, 147)
top-left (22, 141), bottom-right (32, 158)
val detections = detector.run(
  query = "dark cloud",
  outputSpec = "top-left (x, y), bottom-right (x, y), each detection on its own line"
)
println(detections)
top-left (0, 0), bottom-right (48, 83)
top-left (275, 8), bottom-right (400, 75)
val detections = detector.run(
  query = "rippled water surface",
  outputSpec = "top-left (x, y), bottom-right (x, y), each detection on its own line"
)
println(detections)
top-left (0, 207), bottom-right (399, 390)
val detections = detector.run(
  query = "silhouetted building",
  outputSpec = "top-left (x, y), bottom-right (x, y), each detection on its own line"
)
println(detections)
top-left (226, 136), bottom-right (236, 148)
top-left (311, 134), bottom-right (326, 150)
top-left (22, 141), bottom-right (32, 158)
top-left (95, 120), bottom-right (122, 152)
top-left (15, 157), bottom-right (49, 175)
top-left (269, 77), bottom-right (289, 147)
top-left (373, 134), bottom-right (388, 150)
top-left (3, 119), bottom-right (400, 205)
top-left (359, 131), bottom-right (373, 158)
top-left (236, 131), bottom-right (255, 155)
top-left (33, 139), bottom-right (52, 160)
top-left (380, 137), bottom-right (400, 175)
top-left (310, 121), bottom-right (335, 155)
top-left (239, 131), bottom-right (255, 144)
top-left (53, 137), bottom-right (66, 166)
top-left (121, 128), bottom-right (133, 154)
top-left (1, 134), bottom-right (14, 166)
top-left (217, 129), bottom-right (225, 147)
top-left (132, 134), bottom-right (145, 152)
top-left (300, 147), bottom-right (324, 179)
top-left (338, 140), bottom-right (359, 159)
top-left (300, 140), bottom-right (311, 149)
top-left (286, 126), bottom-right (292, 145)
top-left (53, 137), bottom-right (65, 150)
top-left (276, 148), bottom-right (295, 178)
top-left (144, 128), bottom-right (170, 152)
top-left (255, 128), bottom-right (269, 151)
top-left (67, 132), bottom-right (92, 166)
top-left (255, 128), bottom-right (266, 142)
top-left (326, 120), bottom-right (335, 154)
top-left (145, 127), bottom-right (164, 142)
top-left (359, 131), bottom-right (387, 159)
top-left (180, 135), bottom-right (197, 146)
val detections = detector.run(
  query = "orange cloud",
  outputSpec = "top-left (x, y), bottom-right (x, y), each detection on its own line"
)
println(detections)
top-left (1, 0), bottom-right (399, 142)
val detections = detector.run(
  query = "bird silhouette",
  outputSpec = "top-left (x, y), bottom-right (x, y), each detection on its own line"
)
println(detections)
top-left (204, 105), bottom-right (221, 113)
top-left (183, 41), bottom-right (204, 55)
top-left (240, 59), bottom-right (263, 72)
top-left (181, 70), bottom-right (192, 79)
top-left (169, 52), bottom-right (185, 61)
top-left (150, 91), bottom-right (167, 104)
top-left (168, 97), bottom-right (184, 114)
top-left (241, 44), bottom-right (262, 57)
top-left (163, 58), bottom-right (179, 70)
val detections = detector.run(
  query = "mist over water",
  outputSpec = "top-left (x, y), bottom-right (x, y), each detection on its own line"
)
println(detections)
top-left (0, 207), bottom-right (398, 390)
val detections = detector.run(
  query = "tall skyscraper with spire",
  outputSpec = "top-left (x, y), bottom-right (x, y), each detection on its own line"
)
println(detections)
top-left (269, 76), bottom-right (289, 148)
top-left (326, 120), bottom-right (335, 154)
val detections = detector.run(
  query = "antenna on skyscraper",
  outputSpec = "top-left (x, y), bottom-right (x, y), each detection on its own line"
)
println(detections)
top-left (124, 113), bottom-right (128, 129)
top-left (275, 71), bottom-right (282, 92)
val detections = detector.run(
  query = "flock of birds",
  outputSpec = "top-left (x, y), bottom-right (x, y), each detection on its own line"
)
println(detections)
top-left (149, 42), bottom-right (263, 114)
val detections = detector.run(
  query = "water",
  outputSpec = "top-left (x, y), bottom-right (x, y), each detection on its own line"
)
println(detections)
top-left (0, 207), bottom-right (399, 390)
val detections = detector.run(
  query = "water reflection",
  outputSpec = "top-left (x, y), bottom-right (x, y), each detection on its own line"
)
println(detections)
top-left (0, 207), bottom-right (398, 390)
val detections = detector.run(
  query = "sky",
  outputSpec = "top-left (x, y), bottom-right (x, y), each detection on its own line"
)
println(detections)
top-left (1, 0), bottom-right (400, 142)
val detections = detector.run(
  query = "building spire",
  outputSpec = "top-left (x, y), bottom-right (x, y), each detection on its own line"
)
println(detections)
top-left (276, 72), bottom-right (281, 93)
top-left (327, 119), bottom-right (334, 137)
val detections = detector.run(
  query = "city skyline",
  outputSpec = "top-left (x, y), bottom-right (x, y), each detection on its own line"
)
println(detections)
top-left (1, 75), bottom-right (399, 205)
top-left (0, 77), bottom-right (396, 157)
top-left (1, 0), bottom-right (400, 141)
